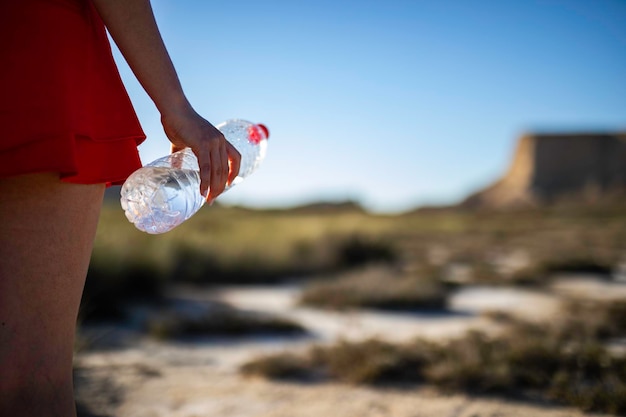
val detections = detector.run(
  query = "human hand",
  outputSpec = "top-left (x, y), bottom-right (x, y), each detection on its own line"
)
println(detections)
top-left (161, 106), bottom-right (241, 203)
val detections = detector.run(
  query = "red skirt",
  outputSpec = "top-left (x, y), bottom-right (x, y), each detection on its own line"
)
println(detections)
top-left (0, 0), bottom-right (146, 185)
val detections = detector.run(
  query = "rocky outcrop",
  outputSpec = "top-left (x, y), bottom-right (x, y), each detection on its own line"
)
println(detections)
top-left (462, 132), bottom-right (626, 208)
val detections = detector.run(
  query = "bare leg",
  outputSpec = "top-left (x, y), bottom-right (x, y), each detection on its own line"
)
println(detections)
top-left (0, 173), bottom-right (105, 417)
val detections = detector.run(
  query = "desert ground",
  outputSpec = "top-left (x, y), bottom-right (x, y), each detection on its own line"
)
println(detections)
top-left (75, 274), bottom-right (625, 417)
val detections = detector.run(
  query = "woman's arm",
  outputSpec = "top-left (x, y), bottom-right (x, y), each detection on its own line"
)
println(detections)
top-left (91, 0), bottom-right (240, 201)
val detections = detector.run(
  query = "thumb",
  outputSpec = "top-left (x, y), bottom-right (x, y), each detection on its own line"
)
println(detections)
top-left (171, 144), bottom-right (185, 154)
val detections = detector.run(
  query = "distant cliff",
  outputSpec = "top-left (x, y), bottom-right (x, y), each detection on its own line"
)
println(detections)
top-left (462, 132), bottom-right (626, 208)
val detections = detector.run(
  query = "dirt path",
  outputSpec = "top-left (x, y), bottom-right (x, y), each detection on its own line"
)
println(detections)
top-left (76, 345), bottom-right (609, 417)
top-left (76, 340), bottom-right (610, 417)
top-left (75, 279), bottom-right (618, 417)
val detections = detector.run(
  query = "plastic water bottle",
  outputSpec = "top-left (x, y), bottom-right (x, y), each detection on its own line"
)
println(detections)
top-left (120, 119), bottom-right (269, 234)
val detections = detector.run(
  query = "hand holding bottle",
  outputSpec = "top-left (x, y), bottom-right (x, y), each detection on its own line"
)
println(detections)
top-left (161, 106), bottom-right (241, 202)
top-left (120, 119), bottom-right (269, 234)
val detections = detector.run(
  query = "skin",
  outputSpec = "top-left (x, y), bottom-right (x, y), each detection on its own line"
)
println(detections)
top-left (92, 0), bottom-right (241, 202)
top-left (0, 1), bottom-right (239, 415)
top-left (0, 175), bottom-right (105, 417)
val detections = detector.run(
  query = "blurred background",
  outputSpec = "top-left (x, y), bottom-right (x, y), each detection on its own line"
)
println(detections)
top-left (115, 0), bottom-right (626, 212)
top-left (76, 1), bottom-right (626, 416)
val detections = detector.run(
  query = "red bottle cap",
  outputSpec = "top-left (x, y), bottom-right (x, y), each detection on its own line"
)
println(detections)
top-left (257, 124), bottom-right (269, 139)
top-left (247, 124), bottom-right (269, 144)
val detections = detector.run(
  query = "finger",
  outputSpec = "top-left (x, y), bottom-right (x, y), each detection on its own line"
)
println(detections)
top-left (207, 146), bottom-right (226, 201)
top-left (226, 143), bottom-right (241, 185)
top-left (213, 142), bottom-right (230, 196)
top-left (171, 144), bottom-right (185, 154)
top-left (219, 144), bottom-right (229, 186)
top-left (196, 155), bottom-right (211, 199)
top-left (196, 149), bottom-right (212, 198)
top-left (170, 144), bottom-right (186, 169)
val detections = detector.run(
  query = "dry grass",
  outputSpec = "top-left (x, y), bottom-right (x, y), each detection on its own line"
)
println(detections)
top-left (85, 202), bottom-right (626, 318)
top-left (146, 304), bottom-right (306, 340)
top-left (84, 201), bottom-right (626, 414)
top-left (299, 265), bottom-right (447, 311)
top-left (241, 298), bottom-right (626, 415)
top-left (83, 202), bottom-right (399, 321)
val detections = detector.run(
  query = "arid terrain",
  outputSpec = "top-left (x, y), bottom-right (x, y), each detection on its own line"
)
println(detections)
top-left (74, 198), bottom-right (626, 417)
top-left (76, 274), bottom-right (626, 417)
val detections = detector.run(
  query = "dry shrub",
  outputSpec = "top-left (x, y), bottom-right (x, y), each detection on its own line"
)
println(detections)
top-left (242, 298), bottom-right (626, 415)
top-left (241, 353), bottom-right (313, 381)
top-left (299, 265), bottom-right (447, 311)
top-left (310, 339), bottom-right (429, 385)
top-left (147, 304), bottom-right (305, 340)
top-left (333, 235), bottom-right (398, 267)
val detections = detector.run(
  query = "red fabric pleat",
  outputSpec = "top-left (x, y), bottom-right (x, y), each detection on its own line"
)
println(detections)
top-left (0, 0), bottom-right (147, 185)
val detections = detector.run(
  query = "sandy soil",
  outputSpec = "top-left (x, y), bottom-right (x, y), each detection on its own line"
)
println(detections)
top-left (75, 277), bottom-right (621, 417)
top-left (76, 358), bottom-right (609, 417)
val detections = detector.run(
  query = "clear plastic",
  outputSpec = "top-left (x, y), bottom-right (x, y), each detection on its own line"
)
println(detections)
top-left (120, 119), bottom-right (268, 234)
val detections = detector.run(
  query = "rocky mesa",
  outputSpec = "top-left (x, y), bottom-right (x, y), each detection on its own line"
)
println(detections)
top-left (462, 131), bottom-right (626, 208)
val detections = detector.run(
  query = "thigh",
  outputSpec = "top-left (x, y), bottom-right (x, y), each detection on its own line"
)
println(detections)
top-left (0, 173), bottom-right (105, 389)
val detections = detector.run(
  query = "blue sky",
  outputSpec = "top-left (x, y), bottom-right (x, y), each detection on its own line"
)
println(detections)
top-left (112, 0), bottom-right (626, 213)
